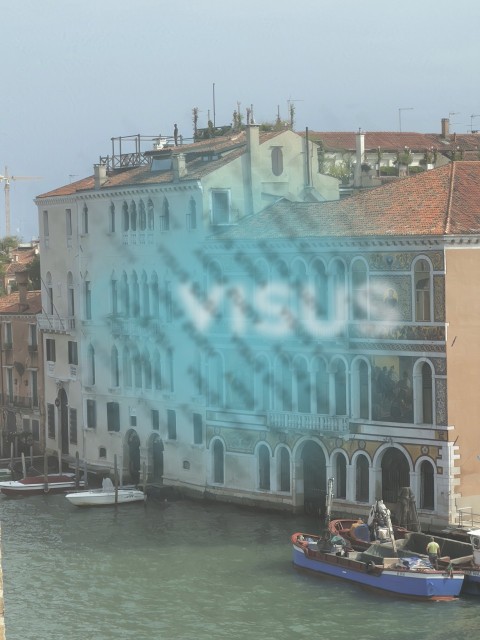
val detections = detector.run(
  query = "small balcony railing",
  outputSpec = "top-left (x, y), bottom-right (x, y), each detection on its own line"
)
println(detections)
top-left (267, 411), bottom-right (349, 433)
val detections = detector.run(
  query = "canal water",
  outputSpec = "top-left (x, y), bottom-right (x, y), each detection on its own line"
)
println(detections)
top-left (1, 494), bottom-right (479, 640)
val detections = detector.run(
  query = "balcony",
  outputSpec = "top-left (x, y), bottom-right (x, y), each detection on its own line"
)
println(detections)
top-left (38, 314), bottom-right (75, 335)
top-left (267, 411), bottom-right (349, 433)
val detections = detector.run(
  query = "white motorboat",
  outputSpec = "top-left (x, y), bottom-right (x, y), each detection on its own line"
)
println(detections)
top-left (0, 473), bottom-right (84, 496)
top-left (65, 478), bottom-right (145, 507)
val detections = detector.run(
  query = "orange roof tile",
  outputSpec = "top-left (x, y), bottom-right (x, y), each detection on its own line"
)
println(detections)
top-left (0, 291), bottom-right (42, 315)
top-left (221, 162), bottom-right (480, 240)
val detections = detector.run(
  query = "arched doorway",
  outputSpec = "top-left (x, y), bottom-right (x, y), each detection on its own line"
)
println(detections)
top-left (127, 430), bottom-right (140, 484)
top-left (381, 447), bottom-right (410, 504)
top-left (152, 435), bottom-right (164, 482)
top-left (58, 388), bottom-right (69, 455)
top-left (420, 459), bottom-right (434, 510)
top-left (301, 441), bottom-right (327, 516)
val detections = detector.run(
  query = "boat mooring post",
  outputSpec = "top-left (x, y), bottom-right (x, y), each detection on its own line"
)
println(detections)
top-left (142, 462), bottom-right (147, 504)
top-left (30, 445), bottom-right (33, 468)
top-left (21, 453), bottom-right (26, 478)
top-left (75, 452), bottom-right (80, 488)
top-left (114, 454), bottom-right (119, 505)
top-left (57, 449), bottom-right (62, 474)
top-left (83, 459), bottom-right (88, 489)
top-left (9, 442), bottom-right (13, 471)
top-left (43, 450), bottom-right (48, 493)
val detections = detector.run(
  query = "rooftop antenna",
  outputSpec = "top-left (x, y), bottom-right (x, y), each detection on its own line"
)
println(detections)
top-left (398, 107), bottom-right (414, 133)
top-left (470, 114), bottom-right (480, 133)
top-left (0, 166), bottom-right (42, 236)
top-left (212, 82), bottom-right (216, 129)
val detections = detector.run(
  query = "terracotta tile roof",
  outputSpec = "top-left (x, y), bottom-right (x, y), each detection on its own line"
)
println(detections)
top-left (306, 131), bottom-right (480, 154)
top-left (0, 291), bottom-right (42, 315)
top-left (4, 247), bottom-right (38, 276)
top-left (220, 162), bottom-right (480, 240)
top-left (37, 130), bottom-right (284, 199)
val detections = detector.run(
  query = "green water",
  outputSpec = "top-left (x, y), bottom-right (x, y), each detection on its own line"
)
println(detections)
top-left (1, 494), bottom-right (479, 640)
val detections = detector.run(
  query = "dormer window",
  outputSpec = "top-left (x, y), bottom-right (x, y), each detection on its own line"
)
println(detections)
top-left (271, 147), bottom-right (283, 176)
top-left (211, 189), bottom-right (231, 225)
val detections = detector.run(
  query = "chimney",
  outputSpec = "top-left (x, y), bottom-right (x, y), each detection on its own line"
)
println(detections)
top-left (15, 269), bottom-right (29, 312)
top-left (94, 163), bottom-right (108, 189)
top-left (246, 123), bottom-right (260, 154)
top-left (353, 129), bottom-right (365, 188)
top-left (172, 153), bottom-right (187, 181)
top-left (441, 118), bottom-right (450, 140)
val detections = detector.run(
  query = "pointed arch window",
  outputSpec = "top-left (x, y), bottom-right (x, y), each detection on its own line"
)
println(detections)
top-left (312, 260), bottom-right (328, 320)
top-left (130, 201), bottom-right (137, 231)
top-left (294, 357), bottom-right (310, 413)
top-left (333, 359), bottom-right (347, 415)
top-left (110, 202), bottom-right (116, 233)
top-left (131, 272), bottom-right (140, 318)
top-left (153, 349), bottom-right (162, 390)
top-left (161, 197), bottom-right (170, 231)
top-left (143, 351), bottom-right (152, 389)
top-left (123, 346), bottom-right (132, 388)
top-left (87, 344), bottom-right (95, 386)
top-left (147, 199), bottom-right (154, 230)
top-left (122, 202), bottom-right (129, 231)
top-left (414, 259), bottom-right (432, 321)
top-left (351, 259), bottom-right (368, 320)
top-left (314, 358), bottom-right (329, 414)
top-left (187, 197), bottom-right (197, 230)
top-left (111, 346), bottom-right (119, 387)
top-left (151, 273), bottom-right (160, 318)
top-left (139, 200), bottom-right (146, 231)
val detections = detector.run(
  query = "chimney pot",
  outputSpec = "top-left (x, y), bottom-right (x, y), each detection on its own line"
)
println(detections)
top-left (94, 163), bottom-right (108, 189)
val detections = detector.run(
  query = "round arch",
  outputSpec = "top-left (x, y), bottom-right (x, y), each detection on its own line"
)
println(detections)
top-left (293, 438), bottom-right (328, 516)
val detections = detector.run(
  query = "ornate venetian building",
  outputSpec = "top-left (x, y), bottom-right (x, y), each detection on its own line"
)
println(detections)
top-left (201, 162), bottom-right (480, 527)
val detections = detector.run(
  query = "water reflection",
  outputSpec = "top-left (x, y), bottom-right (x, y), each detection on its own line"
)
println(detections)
top-left (0, 495), bottom-right (478, 640)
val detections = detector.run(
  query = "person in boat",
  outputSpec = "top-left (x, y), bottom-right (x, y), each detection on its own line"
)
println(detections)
top-left (330, 534), bottom-right (348, 556)
top-left (426, 536), bottom-right (440, 569)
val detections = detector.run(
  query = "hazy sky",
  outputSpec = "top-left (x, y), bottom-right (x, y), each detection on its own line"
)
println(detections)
top-left (2, 0), bottom-right (480, 240)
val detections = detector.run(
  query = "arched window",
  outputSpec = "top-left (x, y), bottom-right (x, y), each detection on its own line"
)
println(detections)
top-left (147, 199), bottom-right (155, 230)
top-left (143, 351), bottom-right (152, 389)
top-left (278, 448), bottom-right (290, 492)
top-left (213, 440), bottom-right (224, 484)
top-left (122, 201), bottom-right (129, 231)
top-left (292, 261), bottom-right (307, 333)
top-left (123, 346), bottom-right (132, 388)
top-left (420, 459), bottom-right (434, 510)
top-left (153, 349), bottom-right (161, 390)
top-left (258, 445), bottom-right (270, 490)
top-left (133, 348), bottom-right (142, 388)
top-left (333, 359), bottom-right (347, 415)
top-left (139, 200), bottom-right (146, 231)
top-left (330, 260), bottom-right (347, 327)
top-left (141, 272), bottom-right (150, 317)
top-left (294, 357), bottom-right (310, 413)
top-left (87, 344), bottom-right (95, 386)
top-left (415, 361), bottom-right (434, 424)
top-left (254, 355), bottom-right (270, 410)
top-left (275, 355), bottom-right (292, 411)
top-left (335, 454), bottom-right (347, 499)
top-left (188, 197), bottom-right (197, 230)
top-left (355, 455), bottom-right (369, 502)
top-left (351, 259), bottom-right (368, 320)
top-left (121, 272), bottom-right (129, 317)
top-left (314, 358), bottom-right (329, 414)
top-left (110, 202), bottom-right (116, 233)
top-left (130, 201), bottom-right (137, 231)
top-left (131, 272), bottom-right (140, 318)
top-left (312, 259), bottom-right (328, 320)
top-left (352, 359), bottom-right (369, 419)
top-left (271, 147), bottom-right (283, 176)
top-left (414, 259), bottom-right (431, 321)
top-left (111, 276), bottom-right (118, 316)
top-left (111, 346), bottom-right (119, 387)
top-left (151, 273), bottom-right (159, 319)
top-left (161, 197), bottom-right (170, 231)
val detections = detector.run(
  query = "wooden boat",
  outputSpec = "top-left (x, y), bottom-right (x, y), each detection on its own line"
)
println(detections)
top-left (330, 498), bottom-right (480, 596)
top-left (292, 481), bottom-right (464, 601)
top-left (65, 478), bottom-right (144, 507)
top-left (0, 473), bottom-right (84, 496)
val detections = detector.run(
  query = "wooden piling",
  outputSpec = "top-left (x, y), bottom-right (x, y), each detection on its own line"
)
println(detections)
top-left (75, 452), bottom-right (80, 488)
top-left (0, 525), bottom-right (6, 640)
top-left (114, 454), bottom-right (118, 505)
top-left (83, 460), bottom-right (88, 488)
top-left (21, 453), bottom-right (26, 479)
top-left (43, 451), bottom-right (48, 493)
top-left (57, 450), bottom-right (62, 474)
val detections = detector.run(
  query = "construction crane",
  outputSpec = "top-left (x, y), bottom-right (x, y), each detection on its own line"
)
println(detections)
top-left (0, 166), bottom-right (42, 237)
